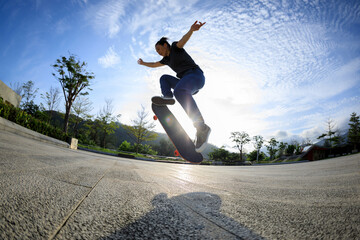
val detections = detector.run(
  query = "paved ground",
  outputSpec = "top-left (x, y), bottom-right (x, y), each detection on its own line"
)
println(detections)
top-left (0, 129), bottom-right (359, 239)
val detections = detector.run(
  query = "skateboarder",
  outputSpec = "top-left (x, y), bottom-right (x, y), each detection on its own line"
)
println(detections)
top-left (137, 20), bottom-right (210, 152)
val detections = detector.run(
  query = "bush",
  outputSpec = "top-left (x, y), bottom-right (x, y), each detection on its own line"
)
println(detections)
top-left (118, 140), bottom-right (158, 155)
top-left (0, 98), bottom-right (67, 141)
top-left (118, 140), bottom-right (132, 151)
top-left (208, 147), bottom-right (230, 161)
top-left (208, 147), bottom-right (240, 165)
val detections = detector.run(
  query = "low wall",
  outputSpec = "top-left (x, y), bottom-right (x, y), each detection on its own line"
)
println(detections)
top-left (0, 80), bottom-right (22, 107)
top-left (0, 117), bottom-right (69, 148)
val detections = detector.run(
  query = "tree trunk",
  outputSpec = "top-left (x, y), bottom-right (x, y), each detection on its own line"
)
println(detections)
top-left (64, 108), bottom-right (70, 133)
top-left (102, 135), bottom-right (106, 148)
top-left (63, 102), bottom-right (72, 134)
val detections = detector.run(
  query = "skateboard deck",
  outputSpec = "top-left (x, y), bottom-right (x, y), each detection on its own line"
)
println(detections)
top-left (152, 103), bottom-right (203, 163)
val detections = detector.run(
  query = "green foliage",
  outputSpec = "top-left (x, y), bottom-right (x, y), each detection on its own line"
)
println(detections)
top-left (118, 140), bottom-right (157, 155)
top-left (124, 105), bottom-right (157, 154)
top-left (118, 140), bottom-right (132, 151)
top-left (208, 147), bottom-right (229, 161)
top-left (348, 112), bottom-right (360, 150)
top-left (266, 138), bottom-right (278, 160)
top-left (277, 141), bottom-right (288, 158)
top-left (136, 143), bottom-right (157, 155)
top-left (151, 138), bottom-right (176, 156)
top-left (96, 99), bottom-right (120, 148)
top-left (248, 150), bottom-right (265, 162)
top-left (208, 146), bottom-right (239, 165)
top-left (200, 160), bottom-right (213, 165)
top-left (70, 96), bottom-right (93, 138)
top-left (22, 100), bottom-right (40, 116)
top-left (20, 80), bottom-right (38, 109)
top-left (0, 98), bottom-right (67, 141)
top-left (295, 145), bottom-right (302, 155)
top-left (286, 144), bottom-right (296, 155)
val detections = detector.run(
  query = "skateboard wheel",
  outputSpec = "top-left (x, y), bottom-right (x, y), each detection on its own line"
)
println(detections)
top-left (153, 115), bottom-right (158, 120)
top-left (174, 150), bottom-right (180, 156)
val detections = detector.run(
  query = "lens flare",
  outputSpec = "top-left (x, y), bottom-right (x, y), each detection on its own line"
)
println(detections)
top-left (166, 116), bottom-right (172, 124)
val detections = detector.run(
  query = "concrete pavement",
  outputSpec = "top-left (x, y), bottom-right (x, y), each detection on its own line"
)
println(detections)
top-left (0, 128), bottom-right (359, 239)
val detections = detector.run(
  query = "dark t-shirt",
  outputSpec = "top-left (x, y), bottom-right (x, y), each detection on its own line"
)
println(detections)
top-left (160, 42), bottom-right (200, 78)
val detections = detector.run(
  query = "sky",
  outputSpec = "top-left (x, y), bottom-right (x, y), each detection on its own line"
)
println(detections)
top-left (0, 0), bottom-right (359, 152)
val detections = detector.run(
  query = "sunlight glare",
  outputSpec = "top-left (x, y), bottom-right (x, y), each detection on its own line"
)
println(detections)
top-left (174, 165), bottom-right (194, 182)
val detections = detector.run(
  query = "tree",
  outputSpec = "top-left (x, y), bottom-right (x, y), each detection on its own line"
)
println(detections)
top-left (97, 99), bottom-right (120, 148)
top-left (266, 138), bottom-right (278, 161)
top-left (20, 80), bottom-right (40, 115)
top-left (83, 119), bottom-right (102, 145)
top-left (124, 105), bottom-right (158, 154)
top-left (71, 96), bottom-right (93, 138)
top-left (253, 135), bottom-right (264, 163)
top-left (285, 144), bottom-right (296, 155)
top-left (41, 86), bottom-right (61, 122)
top-left (208, 147), bottom-right (230, 161)
top-left (118, 140), bottom-right (132, 152)
top-left (151, 138), bottom-right (175, 156)
top-left (20, 80), bottom-right (38, 106)
top-left (348, 112), bottom-right (360, 151)
top-left (41, 86), bottom-right (61, 112)
top-left (248, 150), bottom-right (265, 162)
top-left (230, 131), bottom-right (250, 162)
top-left (277, 141), bottom-right (288, 158)
top-left (208, 146), bottom-right (238, 164)
top-left (10, 81), bottom-right (24, 95)
top-left (52, 54), bottom-right (94, 133)
top-left (317, 118), bottom-right (338, 148)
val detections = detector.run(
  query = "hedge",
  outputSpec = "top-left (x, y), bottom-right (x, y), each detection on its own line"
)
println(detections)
top-left (0, 98), bottom-right (67, 141)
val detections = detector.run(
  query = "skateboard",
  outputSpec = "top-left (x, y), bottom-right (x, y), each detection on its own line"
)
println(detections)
top-left (152, 103), bottom-right (203, 163)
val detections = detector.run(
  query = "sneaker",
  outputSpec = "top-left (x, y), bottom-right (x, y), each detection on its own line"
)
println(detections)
top-left (195, 124), bottom-right (211, 153)
top-left (151, 96), bottom-right (175, 105)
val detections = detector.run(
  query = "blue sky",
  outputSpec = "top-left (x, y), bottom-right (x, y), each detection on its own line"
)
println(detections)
top-left (1, 0), bottom-right (359, 151)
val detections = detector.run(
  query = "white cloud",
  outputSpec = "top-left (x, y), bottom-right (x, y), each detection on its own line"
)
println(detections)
top-left (87, 0), bottom-right (128, 38)
top-left (98, 46), bottom-right (121, 68)
top-left (55, 18), bottom-right (70, 35)
top-left (86, 0), bottom-right (201, 39)
top-left (71, 0), bottom-right (88, 6)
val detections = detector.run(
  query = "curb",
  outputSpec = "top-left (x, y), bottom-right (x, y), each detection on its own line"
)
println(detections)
top-left (0, 117), bottom-right (69, 148)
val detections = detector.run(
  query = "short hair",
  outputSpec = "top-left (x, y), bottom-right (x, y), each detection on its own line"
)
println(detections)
top-left (155, 37), bottom-right (170, 48)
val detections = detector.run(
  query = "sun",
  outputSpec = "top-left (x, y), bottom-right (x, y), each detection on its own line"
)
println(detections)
top-left (170, 104), bottom-right (197, 140)
top-left (151, 104), bottom-right (197, 141)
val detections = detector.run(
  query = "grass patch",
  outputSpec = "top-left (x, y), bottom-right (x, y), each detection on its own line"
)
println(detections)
top-left (79, 144), bottom-right (137, 158)
top-left (78, 144), bottom-right (187, 162)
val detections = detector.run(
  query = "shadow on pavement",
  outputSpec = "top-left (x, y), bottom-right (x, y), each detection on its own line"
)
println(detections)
top-left (101, 192), bottom-right (262, 240)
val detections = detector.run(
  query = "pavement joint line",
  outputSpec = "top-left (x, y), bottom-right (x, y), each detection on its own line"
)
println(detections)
top-left (163, 175), bottom-right (263, 238)
top-left (175, 198), bottom-right (245, 239)
top-left (153, 179), bottom-right (249, 239)
top-left (56, 179), bottom-right (93, 189)
top-left (48, 164), bottom-right (114, 240)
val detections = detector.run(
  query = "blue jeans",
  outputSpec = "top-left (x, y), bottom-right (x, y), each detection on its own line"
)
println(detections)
top-left (160, 68), bottom-right (205, 128)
